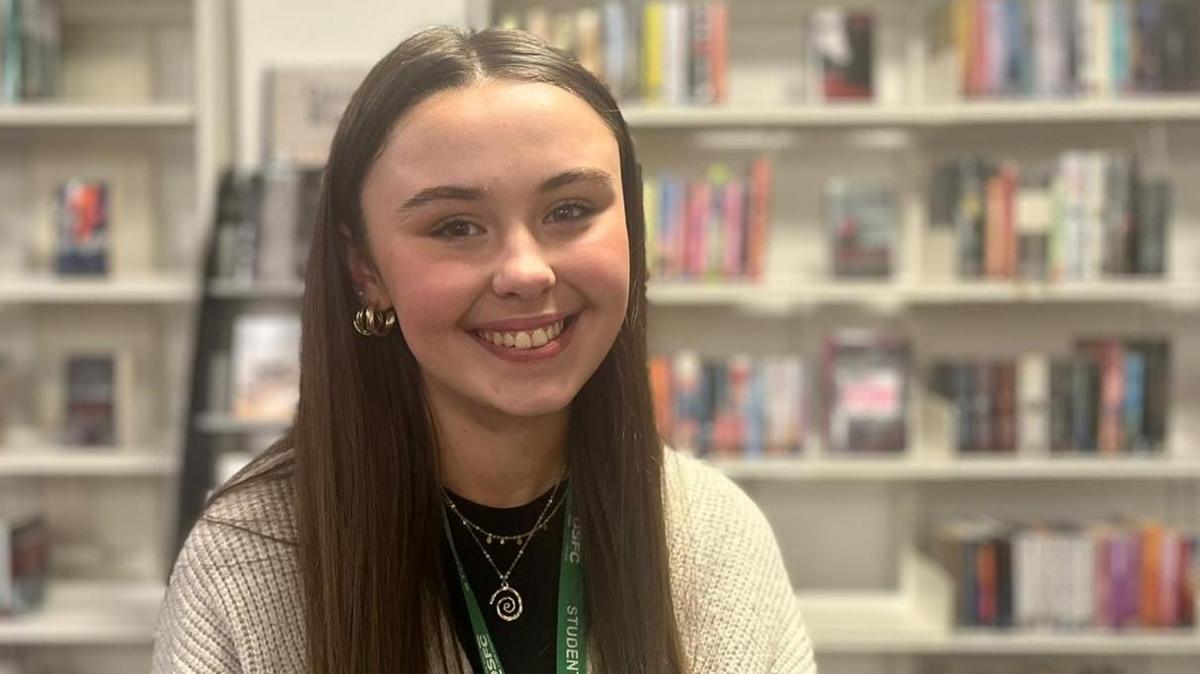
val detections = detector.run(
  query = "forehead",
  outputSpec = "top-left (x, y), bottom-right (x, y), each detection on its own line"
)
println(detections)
top-left (370, 80), bottom-right (621, 194)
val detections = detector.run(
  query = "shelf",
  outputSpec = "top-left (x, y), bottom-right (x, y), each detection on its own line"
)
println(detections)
top-left (194, 413), bottom-right (290, 435)
top-left (623, 98), bottom-right (1200, 129)
top-left (710, 455), bottom-right (1200, 482)
top-left (207, 278), bottom-right (305, 300)
top-left (0, 103), bottom-right (194, 129)
top-left (645, 279), bottom-right (1199, 309)
top-left (0, 275), bottom-right (198, 304)
top-left (0, 449), bottom-right (176, 477)
top-left (0, 580), bottom-right (163, 646)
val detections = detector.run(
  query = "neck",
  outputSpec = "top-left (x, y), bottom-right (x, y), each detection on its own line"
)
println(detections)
top-left (430, 391), bottom-right (569, 509)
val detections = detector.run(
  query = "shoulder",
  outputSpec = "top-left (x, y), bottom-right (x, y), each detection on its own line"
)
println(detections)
top-left (661, 448), bottom-right (818, 674)
top-left (153, 465), bottom-right (305, 673)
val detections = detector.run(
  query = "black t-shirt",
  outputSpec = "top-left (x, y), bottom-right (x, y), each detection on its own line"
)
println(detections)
top-left (441, 480), bottom-right (567, 674)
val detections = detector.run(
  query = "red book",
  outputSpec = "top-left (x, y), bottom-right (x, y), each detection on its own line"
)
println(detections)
top-left (977, 540), bottom-right (997, 626)
top-left (708, 2), bottom-right (729, 103)
top-left (649, 357), bottom-right (672, 439)
top-left (745, 157), bottom-right (772, 281)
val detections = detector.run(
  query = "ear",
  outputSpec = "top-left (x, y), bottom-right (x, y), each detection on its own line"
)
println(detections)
top-left (340, 223), bottom-right (392, 308)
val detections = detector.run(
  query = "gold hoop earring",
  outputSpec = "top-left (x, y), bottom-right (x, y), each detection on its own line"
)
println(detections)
top-left (353, 305), bottom-right (396, 337)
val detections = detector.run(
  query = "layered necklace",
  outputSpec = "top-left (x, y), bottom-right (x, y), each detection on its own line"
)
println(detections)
top-left (443, 473), bottom-right (567, 622)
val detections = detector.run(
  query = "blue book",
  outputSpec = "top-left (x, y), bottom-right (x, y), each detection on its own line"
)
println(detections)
top-left (1003, 0), bottom-right (1030, 96)
top-left (603, 2), bottom-right (627, 98)
top-left (1111, 0), bottom-right (1132, 93)
top-left (1122, 350), bottom-right (1146, 451)
top-left (743, 361), bottom-right (766, 458)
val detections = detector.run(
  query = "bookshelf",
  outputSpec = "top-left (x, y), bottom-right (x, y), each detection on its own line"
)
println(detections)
top-left (0, 0), bottom-right (230, 672)
top-left (478, 1), bottom-right (1200, 673)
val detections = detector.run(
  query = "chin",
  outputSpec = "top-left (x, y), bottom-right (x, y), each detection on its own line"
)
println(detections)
top-left (486, 390), bottom-right (576, 419)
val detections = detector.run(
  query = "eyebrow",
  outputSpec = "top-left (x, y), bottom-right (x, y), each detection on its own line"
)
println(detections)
top-left (395, 168), bottom-right (616, 218)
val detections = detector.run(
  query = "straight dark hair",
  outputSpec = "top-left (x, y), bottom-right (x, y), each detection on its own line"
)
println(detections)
top-left (205, 26), bottom-right (686, 673)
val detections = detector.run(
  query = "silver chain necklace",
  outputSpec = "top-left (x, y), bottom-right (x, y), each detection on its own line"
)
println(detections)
top-left (443, 475), bottom-right (567, 622)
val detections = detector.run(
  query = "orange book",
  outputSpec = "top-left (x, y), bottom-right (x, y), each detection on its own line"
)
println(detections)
top-left (999, 162), bottom-right (1019, 278)
top-left (745, 157), bottom-right (772, 281)
top-left (977, 540), bottom-right (997, 626)
top-left (984, 174), bottom-right (1006, 278)
top-left (1140, 524), bottom-right (1164, 627)
top-left (708, 2), bottom-right (729, 103)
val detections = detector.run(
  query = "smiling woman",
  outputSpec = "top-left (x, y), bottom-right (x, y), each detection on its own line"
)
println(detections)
top-left (152, 26), bottom-right (816, 674)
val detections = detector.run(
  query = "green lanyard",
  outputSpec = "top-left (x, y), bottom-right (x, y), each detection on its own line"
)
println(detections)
top-left (443, 486), bottom-right (588, 674)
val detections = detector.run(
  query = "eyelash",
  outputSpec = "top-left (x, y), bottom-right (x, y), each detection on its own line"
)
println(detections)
top-left (429, 201), bottom-right (596, 240)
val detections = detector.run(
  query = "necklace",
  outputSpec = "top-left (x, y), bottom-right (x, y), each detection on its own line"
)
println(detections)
top-left (443, 475), bottom-right (567, 622)
top-left (444, 487), bottom-right (567, 546)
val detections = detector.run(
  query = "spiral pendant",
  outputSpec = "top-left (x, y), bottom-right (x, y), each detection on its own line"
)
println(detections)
top-left (490, 582), bottom-right (523, 621)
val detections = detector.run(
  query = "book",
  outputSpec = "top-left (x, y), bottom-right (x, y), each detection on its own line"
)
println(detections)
top-left (63, 354), bottom-right (115, 447)
top-left (808, 8), bottom-right (874, 101)
top-left (230, 313), bottom-right (302, 422)
top-left (55, 179), bottom-right (108, 275)
top-left (823, 180), bottom-right (896, 278)
top-left (823, 331), bottom-right (909, 454)
top-left (263, 68), bottom-right (364, 166)
top-left (0, 511), bottom-right (46, 616)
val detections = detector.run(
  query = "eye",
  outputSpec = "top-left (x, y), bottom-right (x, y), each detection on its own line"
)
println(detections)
top-left (545, 201), bottom-right (595, 223)
top-left (431, 219), bottom-right (483, 240)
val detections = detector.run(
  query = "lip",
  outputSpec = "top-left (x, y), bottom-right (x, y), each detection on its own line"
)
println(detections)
top-left (468, 314), bottom-right (578, 363)
top-left (470, 311), bottom-right (575, 332)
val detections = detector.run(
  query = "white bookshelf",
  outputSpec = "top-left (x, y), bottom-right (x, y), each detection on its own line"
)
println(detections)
top-left (0, 580), bottom-right (163, 646)
top-left (622, 98), bottom-right (1200, 129)
top-left (0, 0), bottom-right (231, 671)
top-left (0, 275), bottom-right (197, 304)
top-left (0, 103), bottom-right (195, 128)
top-left (708, 455), bottom-right (1200, 482)
top-left (0, 449), bottom-right (176, 477)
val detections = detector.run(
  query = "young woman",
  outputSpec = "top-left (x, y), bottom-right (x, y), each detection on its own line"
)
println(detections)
top-left (153, 26), bottom-right (815, 674)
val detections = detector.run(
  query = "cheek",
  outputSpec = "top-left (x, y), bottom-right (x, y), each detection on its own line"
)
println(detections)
top-left (382, 254), bottom-right (480, 340)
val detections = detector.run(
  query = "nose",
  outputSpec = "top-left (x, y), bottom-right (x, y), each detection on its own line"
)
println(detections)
top-left (491, 227), bottom-right (556, 299)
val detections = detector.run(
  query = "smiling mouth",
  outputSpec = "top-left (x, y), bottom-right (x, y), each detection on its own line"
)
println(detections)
top-left (471, 315), bottom-right (578, 351)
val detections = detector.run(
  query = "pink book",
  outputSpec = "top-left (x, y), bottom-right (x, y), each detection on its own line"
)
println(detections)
top-left (685, 181), bottom-right (710, 279)
top-left (723, 179), bottom-right (745, 279)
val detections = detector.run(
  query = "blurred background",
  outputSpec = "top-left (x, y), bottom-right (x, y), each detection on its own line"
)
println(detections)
top-left (1, 0), bottom-right (1199, 672)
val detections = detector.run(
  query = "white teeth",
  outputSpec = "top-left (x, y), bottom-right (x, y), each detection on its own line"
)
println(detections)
top-left (477, 319), bottom-right (568, 351)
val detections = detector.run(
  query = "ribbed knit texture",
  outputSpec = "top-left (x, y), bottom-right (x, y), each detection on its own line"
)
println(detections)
top-left (153, 449), bottom-right (817, 673)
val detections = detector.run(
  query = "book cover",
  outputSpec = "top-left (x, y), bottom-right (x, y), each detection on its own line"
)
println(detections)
top-left (1018, 353), bottom-right (1050, 454)
top-left (809, 8), bottom-right (874, 101)
top-left (55, 179), bottom-right (108, 275)
top-left (1136, 179), bottom-right (1170, 275)
top-left (230, 313), bottom-right (301, 422)
top-left (263, 68), bottom-right (364, 167)
top-left (63, 354), bottom-right (115, 447)
top-left (671, 350), bottom-right (703, 454)
top-left (256, 165), bottom-right (303, 282)
top-left (823, 179), bottom-right (896, 278)
top-left (603, 1), bottom-right (628, 99)
top-left (0, 514), bottom-right (47, 615)
top-left (648, 356), bottom-right (672, 439)
top-left (641, 1), bottom-right (666, 102)
top-left (1126, 340), bottom-right (1169, 452)
top-left (764, 356), bottom-right (804, 455)
top-left (823, 331), bottom-right (909, 453)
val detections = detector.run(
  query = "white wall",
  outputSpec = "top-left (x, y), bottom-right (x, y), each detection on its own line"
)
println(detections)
top-left (233, 0), bottom-right (471, 169)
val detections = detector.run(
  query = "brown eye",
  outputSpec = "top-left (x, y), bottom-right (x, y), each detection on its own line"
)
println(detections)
top-left (545, 201), bottom-right (595, 223)
top-left (432, 220), bottom-right (482, 239)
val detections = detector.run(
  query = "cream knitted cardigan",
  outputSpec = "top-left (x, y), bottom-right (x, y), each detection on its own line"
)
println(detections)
top-left (152, 449), bottom-right (817, 673)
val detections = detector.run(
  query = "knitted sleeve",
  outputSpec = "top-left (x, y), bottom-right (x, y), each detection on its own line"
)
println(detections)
top-left (152, 519), bottom-right (243, 673)
top-left (664, 450), bottom-right (818, 674)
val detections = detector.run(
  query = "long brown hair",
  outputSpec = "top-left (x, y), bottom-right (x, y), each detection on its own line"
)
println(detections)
top-left (206, 26), bottom-right (685, 673)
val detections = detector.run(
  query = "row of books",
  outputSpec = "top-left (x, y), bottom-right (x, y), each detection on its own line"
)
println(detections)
top-left (0, 0), bottom-right (60, 102)
top-left (939, 518), bottom-right (1198, 630)
top-left (647, 331), bottom-right (910, 456)
top-left (496, 2), bottom-right (729, 105)
top-left (212, 168), bottom-right (321, 283)
top-left (643, 158), bottom-right (771, 281)
top-left (926, 0), bottom-right (1200, 101)
top-left (927, 339), bottom-right (1169, 455)
top-left (929, 152), bottom-right (1169, 281)
top-left (648, 353), bottom-right (805, 457)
